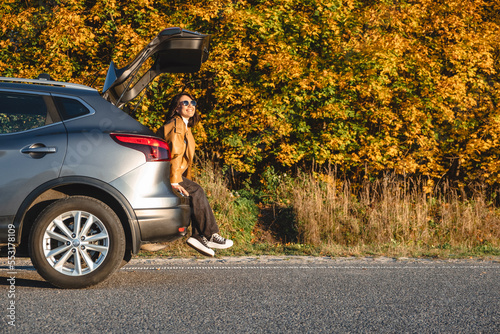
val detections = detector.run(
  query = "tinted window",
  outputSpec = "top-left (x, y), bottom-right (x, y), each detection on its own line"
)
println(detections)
top-left (54, 96), bottom-right (90, 120)
top-left (0, 92), bottom-right (49, 134)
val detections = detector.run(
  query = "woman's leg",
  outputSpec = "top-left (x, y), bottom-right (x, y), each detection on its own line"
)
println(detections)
top-left (179, 177), bottom-right (219, 237)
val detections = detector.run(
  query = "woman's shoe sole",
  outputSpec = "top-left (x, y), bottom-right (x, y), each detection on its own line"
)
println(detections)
top-left (186, 237), bottom-right (215, 256)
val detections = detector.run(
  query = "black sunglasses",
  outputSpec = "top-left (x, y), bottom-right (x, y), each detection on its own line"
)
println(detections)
top-left (179, 100), bottom-right (197, 107)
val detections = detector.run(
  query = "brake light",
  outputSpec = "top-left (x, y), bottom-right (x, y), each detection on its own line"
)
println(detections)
top-left (110, 134), bottom-right (171, 162)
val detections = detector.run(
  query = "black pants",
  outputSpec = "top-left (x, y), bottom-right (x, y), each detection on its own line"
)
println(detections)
top-left (179, 177), bottom-right (219, 238)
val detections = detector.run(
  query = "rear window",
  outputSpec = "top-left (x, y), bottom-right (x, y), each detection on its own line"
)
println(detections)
top-left (0, 92), bottom-right (50, 134)
top-left (54, 96), bottom-right (90, 120)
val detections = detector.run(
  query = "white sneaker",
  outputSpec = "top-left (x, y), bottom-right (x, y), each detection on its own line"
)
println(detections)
top-left (207, 233), bottom-right (233, 249)
top-left (186, 235), bottom-right (215, 256)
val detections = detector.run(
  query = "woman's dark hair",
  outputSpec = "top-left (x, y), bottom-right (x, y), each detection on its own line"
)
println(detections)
top-left (164, 92), bottom-right (201, 127)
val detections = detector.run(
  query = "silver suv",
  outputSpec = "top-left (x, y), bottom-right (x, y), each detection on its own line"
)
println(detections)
top-left (0, 28), bottom-right (210, 288)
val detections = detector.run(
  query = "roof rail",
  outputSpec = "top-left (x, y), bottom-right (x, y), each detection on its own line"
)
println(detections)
top-left (0, 76), bottom-right (96, 91)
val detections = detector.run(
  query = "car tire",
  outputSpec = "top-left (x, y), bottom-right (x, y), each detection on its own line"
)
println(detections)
top-left (121, 249), bottom-right (132, 268)
top-left (29, 196), bottom-right (125, 289)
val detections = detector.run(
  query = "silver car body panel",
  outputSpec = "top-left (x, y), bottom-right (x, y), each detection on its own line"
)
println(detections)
top-left (0, 78), bottom-right (191, 251)
top-left (0, 123), bottom-right (68, 217)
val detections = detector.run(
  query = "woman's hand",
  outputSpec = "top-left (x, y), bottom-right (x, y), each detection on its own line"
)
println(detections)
top-left (172, 184), bottom-right (189, 197)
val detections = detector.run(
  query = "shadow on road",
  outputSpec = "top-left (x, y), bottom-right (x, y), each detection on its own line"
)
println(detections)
top-left (0, 273), bottom-right (55, 289)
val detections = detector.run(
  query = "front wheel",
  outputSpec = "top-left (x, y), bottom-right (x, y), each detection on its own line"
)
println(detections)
top-left (29, 196), bottom-right (125, 289)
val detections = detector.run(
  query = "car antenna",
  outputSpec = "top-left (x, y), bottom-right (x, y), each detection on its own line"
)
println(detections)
top-left (38, 73), bottom-right (54, 81)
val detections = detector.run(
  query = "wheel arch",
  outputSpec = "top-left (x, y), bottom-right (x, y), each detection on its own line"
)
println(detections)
top-left (14, 177), bottom-right (141, 256)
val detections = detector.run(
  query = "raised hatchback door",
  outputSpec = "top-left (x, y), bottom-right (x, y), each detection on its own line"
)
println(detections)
top-left (102, 27), bottom-right (211, 107)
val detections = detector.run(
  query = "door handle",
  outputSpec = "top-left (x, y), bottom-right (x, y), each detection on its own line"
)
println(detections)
top-left (21, 147), bottom-right (57, 154)
top-left (21, 144), bottom-right (57, 158)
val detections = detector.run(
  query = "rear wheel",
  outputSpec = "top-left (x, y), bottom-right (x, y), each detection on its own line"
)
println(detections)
top-left (121, 249), bottom-right (133, 268)
top-left (29, 196), bottom-right (125, 289)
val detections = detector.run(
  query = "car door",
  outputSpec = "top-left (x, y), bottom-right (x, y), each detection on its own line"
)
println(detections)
top-left (0, 90), bottom-right (67, 242)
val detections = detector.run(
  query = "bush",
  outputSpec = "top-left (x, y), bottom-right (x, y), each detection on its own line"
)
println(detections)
top-left (193, 158), bottom-right (259, 246)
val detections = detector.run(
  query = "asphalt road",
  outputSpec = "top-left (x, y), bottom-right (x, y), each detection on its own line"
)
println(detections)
top-left (1, 256), bottom-right (499, 333)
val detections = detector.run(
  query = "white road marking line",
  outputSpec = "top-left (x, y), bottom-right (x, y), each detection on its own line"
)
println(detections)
top-left (122, 265), bottom-right (500, 271)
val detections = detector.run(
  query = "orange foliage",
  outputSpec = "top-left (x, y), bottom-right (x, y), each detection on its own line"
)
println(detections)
top-left (1, 0), bottom-right (499, 184)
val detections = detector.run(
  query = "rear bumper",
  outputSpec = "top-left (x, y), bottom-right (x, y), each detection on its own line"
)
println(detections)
top-left (135, 203), bottom-right (191, 243)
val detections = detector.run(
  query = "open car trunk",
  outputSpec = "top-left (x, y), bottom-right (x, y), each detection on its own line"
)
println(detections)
top-left (102, 27), bottom-right (211, 107)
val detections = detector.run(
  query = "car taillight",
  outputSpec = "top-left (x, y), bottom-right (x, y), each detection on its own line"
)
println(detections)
top-left (110, 134), bottom-right (171, 162)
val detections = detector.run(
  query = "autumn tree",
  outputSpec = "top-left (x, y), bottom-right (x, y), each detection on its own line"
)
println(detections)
top-left (1, 0), bottom-right (499, 186)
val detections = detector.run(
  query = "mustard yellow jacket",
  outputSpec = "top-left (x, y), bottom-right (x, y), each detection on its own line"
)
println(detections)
top-left (157, 115), bottom-right (195, 183)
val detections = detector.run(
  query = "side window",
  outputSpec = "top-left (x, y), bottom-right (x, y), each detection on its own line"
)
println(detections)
top-left (54, 96), bottom-right (90, 120)
top-left (0, 92), bottom-right (49, 134)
